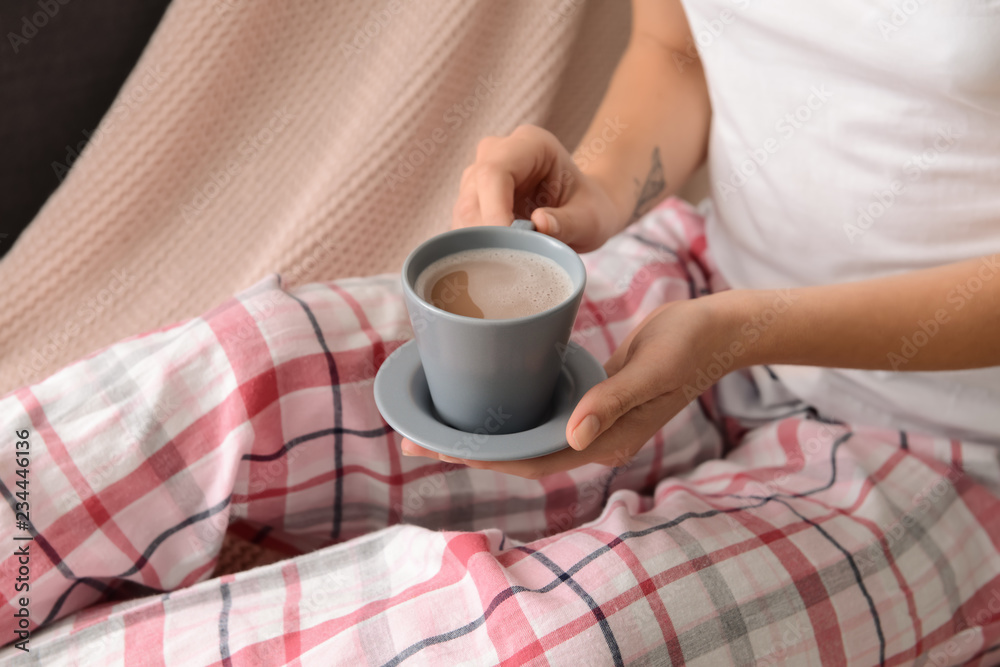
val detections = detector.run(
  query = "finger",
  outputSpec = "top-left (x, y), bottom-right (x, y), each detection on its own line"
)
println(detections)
top-left (466, 391), bottom-right (685, 479)
top-left (565, 352), bottom-right (667, 451)
top-left (582, 391), bottom-right (687, 468)
top-left (495, 393), bottom-right (682, 478)
top-left (400, 438), bottom-right (429, 457)
top-left (530, 207), bottom-right (565, 241)
top-left (474, 128), bottom-right (557, 226)
top-left (476, 165), bottom-right (516, 227)
top-left (530, 198), bottom-right (604, 252)
top-left (404, 436), bottom-right (597, 479)
top-left (528, 170), bottom-right (581, 245)
top-left (401, 438), bottom-right (445, 459)
top-left (603, 334), bottom-right (634, 379)
top-left (452, 167), bottom-right (482, 228)
top-left (603, 305), bottom-right (669, 377)
top-left (453, 444), bottom-right (593, 479)
top-left (402, 438), bottom-right (478, 467)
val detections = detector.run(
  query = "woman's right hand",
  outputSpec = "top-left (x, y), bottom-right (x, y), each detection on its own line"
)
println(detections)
top-left (453, 125), bottom-right (624, 253)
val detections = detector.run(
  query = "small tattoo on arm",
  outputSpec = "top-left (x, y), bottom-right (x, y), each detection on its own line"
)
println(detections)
top-left (629, 147), bottom-right (666, 223)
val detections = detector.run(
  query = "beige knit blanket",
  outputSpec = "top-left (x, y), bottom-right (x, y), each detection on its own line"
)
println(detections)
top-left (0, 0), bottom-right (628, 394)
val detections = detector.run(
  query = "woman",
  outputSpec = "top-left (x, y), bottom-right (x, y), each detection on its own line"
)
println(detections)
top-left (3, 1), bottom-right (998, 663)
top-left (401, 0), bottom-right (1000, 475)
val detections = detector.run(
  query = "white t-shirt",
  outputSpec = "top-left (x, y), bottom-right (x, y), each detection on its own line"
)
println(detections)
top-left (679, 0), bottom-right (1000, 442)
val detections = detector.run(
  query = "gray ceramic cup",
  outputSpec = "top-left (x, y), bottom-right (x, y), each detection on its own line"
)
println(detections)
top-left (402, 221), bottom-right (586, 435)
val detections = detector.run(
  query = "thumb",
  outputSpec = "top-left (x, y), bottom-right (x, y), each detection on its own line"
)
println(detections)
top-left (530, 201), bottom-right (589, 248)
top-left (565, 360), bottom-right (660, 451)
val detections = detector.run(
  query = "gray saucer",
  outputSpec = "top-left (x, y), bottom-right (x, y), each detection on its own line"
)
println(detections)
top-left (373, 340), bottom-right (607, 461)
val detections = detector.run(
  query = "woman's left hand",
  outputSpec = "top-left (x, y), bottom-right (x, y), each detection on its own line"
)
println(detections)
top-left (400, 296), bottom-right (734, 479)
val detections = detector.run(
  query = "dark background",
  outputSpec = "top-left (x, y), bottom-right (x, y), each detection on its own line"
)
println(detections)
top-left (0, 0), bottom-right (171, 258)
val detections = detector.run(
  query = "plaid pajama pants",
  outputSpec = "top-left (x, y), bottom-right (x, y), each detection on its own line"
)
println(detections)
top-left (3, 200), bottom-right (1000, 666)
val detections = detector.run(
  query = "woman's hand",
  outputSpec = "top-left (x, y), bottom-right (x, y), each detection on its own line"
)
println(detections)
top-left (404, 250), bottom-right (1000, 478)
top-left (453, 124), bottom-right (623, 253)
top-left (401, 296), bottom-right (735, 478)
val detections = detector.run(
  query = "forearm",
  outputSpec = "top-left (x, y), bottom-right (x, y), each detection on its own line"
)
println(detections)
top-left (708, 255), bottom-right (1000, 372)
top-left (575, 2), bottom-right (710, 233)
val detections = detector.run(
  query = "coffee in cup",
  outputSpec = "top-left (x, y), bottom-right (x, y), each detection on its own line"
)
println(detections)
top-left (402, 221), bottom-right (586, 435)
top-left (414, 248), bottom-right (574, 320)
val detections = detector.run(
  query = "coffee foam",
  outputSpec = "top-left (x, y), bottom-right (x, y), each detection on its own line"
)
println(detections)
top-left (415, 248), bottom-right (574, 320)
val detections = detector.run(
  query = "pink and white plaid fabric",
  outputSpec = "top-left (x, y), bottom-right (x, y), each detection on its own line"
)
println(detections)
top-left (3, 200), bottom-right (1000, 666)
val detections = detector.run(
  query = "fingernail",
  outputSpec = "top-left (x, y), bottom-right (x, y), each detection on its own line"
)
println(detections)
top-left (401, 444), bottom-right (415, 456)
top-left (543, 211), bottom-right (560, 236)
top-left (571, 414), bottom-right (600, 450)
top-left (439, 455), bottom-right (462, 464)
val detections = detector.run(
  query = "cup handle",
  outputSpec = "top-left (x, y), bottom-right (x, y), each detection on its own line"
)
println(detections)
top-left (511, 218), bottom-right (536, 232)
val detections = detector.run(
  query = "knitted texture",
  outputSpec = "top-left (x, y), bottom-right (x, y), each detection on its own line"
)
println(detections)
top-left (0, 0), bottom-right (628, 393)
